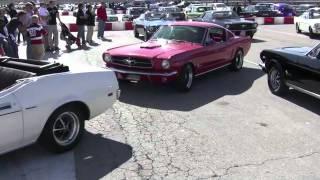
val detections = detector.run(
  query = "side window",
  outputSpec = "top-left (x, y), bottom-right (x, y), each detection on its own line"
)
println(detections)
top-left (207, 27), bottom-right (226, 43)
top-left (308, 45), bottom-right (320, 58)
top-left (226, 31), bottom-right (234, 40)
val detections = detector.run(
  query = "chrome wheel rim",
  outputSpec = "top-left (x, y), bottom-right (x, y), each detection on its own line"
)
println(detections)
top-left (53, 112), bottom-right (80, 146)
top-left (236, 51), bottom-right (244, 69)
top-left (270, 68), bottom-right (281, 91)
top-left (185, 67), bottom-right (193, 88)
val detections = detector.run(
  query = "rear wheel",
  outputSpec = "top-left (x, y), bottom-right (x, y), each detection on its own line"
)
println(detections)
top-left (175, 64), bottom-right (194, 92)
top-left (296, 23), bottom-right (301, 33)
top-left (267, 62), bottom-right (289, 96)
top-left (39, 105), bottom-right (85, 153)
top-left (229, 50), bottom-right (244, 71)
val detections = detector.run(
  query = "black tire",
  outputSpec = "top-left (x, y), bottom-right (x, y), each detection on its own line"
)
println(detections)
top-left (144, 29), bottom-right (150, 42)
top-left (39, 105), bottom-right (85, 153)
top-left (267, 62), bottom-right (289, 96)
top-left (175, 64), bottom-right (194, 92)
top-left (296, 23), bottom-right (301, 33)
top-left (134, 27), bottom-right (139, 38)
top-left (229, 50), bottom-right (244, 71)
top-left (309, 27), bottom-right (315, 37)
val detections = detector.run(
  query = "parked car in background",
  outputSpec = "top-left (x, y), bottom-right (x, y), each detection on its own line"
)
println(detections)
top-left (196, 10), bottom-right (258, 38)
top-left (273, 3), bottom-right (295, 17)
top-left (104, 22), bottom-right (251, 91)
top-left (294, 4), bottom-right (317, 16)
top-left (296, 8), bottom-right (320, 36)
top-left (240, 5), bottom-right (279, 17)
top-left (0, 57), bottom-right (119, 155)
top-left (123, 7), bottom-right (147, 21)
top-left (133, 11), bottom-right (174, 41)
top-left (259, 43), bottom-right (320, 99)
top-left (211, 3), bottom-right (231, 11)
top-left (185, 5), bottom-right (213, 20)
top-left (158, 6), bottom-right (186, 21)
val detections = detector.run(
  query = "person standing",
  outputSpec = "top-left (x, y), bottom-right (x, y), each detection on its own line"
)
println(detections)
top-left (6, 11), bottom-right (25, 58)
top-left (7, 3), bottom-right (17, 18)
top-left (39, 2), bottom-right (50, 51)
top-left (24, 3), bottom-right (34, 58)
top-left (97, 2), bottom-right (107, 39)
top-left (76, 3), bottom-right (87, 48)
top-left (47, 0), bottom-right (61, 51)
top-left (86, 5), bottom-right (95, 44)
top-left (26, 15), bottom-right (47, 60)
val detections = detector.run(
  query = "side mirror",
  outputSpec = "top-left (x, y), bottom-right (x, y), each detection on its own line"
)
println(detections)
top-left (205, 39), bottom-right (215, 46)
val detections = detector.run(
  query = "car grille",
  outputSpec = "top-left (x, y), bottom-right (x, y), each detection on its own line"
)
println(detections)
top-left (111, 56), bottom-right (152, 68)
top-left (229, 23), bottom-right (255, 30)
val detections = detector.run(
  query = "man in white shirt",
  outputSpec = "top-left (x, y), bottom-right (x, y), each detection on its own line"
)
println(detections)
top-left (39, 2), bottom-right (50, 51)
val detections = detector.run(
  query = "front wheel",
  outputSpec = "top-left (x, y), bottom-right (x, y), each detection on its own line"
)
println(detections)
top-left (175, 64), bottom-right (194, 92)
top-left (296, 23), bottom-right (301, 33)
top-left (39, 106), bottom-right (85, 153)
top-left (267, 63), bottom-right (289, 96)
top-left (309, 26), bottom-right (315, 37)
top-left (229, 50), bottom-right (244, 71)
top-left (134, 27), bottom-right (139, 38)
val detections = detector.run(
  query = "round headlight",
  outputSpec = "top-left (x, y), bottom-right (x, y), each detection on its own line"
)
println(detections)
top-left (225, 24), bottom-right (230, 29)
top-left (161, 60), bottom-right (170, 69)
top-left (103, 53), bottom-right (112, 63)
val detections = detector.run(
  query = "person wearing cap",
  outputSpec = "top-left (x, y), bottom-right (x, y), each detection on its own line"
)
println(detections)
top-left (47, 0), bottom-right (61, 51)
top-left (26, 15), bottom-right (47, 60)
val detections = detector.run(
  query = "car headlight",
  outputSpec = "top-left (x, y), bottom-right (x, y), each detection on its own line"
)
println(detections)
top-left (161, 60), bottom-right (170, 69)
top-left (225, 24), bottom-right (230, 29)
top-left (314, 23), bottom-right (320, 29)
top-left (103, 53), bottom-right (112, 63)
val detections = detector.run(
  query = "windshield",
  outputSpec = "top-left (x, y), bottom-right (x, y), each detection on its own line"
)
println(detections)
top-left (255, 5), bottom-right (272, 11)
top-left (196, 7), bottom-right (212, 12)
top-left (213, 11), bottom-right (239, 19)
top-left (145, 13), bottom-right (164, 20)
top-left (152, 25), bottom-right (205, 44)
top-left (310, 9), bottom-right (320, 19)
top-left (131, 8), bottom-right (146, 15)
top-left (216, 4), bottom-right (226, 8)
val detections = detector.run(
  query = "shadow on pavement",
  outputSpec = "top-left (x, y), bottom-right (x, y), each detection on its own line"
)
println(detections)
top-left (282, 90), bottom-right (320, 116)
top-left (74, 131), bottom-right (133, 180)
top-left (119, 67), bottom-right (264, 111)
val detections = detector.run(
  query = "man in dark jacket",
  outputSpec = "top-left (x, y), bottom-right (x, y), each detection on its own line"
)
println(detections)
top-left (86, 5), bottom-right (95, 44)
top-left (76, 3), bottom-right (87, 48)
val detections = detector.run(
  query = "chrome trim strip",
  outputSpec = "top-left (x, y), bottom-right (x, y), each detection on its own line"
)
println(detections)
top-left (286, 82), bottom-right (320, 100)
top-left (25, 106), bottom-right (37, 110)
top-left (109, 67), bottom-right (178, 76)
top-left (195, 63), bottom-right (231, 77)
top-left (0, 110), bottom-right (21, 117)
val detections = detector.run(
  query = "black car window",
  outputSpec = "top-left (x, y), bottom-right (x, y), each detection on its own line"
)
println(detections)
top-left (207, 27), bottom-right (226, 43)
top-left (213, 11), bottom-right (239, 19)
top-left (309, 44), bottom-right (320, 58)
top-left (152, 25), bottom-right (206, 44)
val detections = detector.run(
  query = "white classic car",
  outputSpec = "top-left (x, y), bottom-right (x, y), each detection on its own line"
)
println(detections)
top-left (296, 8), bottom-right (320, 36)
top-left (0, 58), bottom-right (119, 154)
top-left (211, 3), bottom-right (231, 11)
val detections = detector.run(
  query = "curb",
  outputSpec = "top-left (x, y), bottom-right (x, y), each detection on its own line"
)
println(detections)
top-left (240, 16), bottom-right (294, 25)
top-left (67, 21), bottom-right (134, 32)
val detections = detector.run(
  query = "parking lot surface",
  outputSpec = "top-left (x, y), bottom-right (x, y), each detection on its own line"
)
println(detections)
top-left (1, 25), bottom-right (320, 180)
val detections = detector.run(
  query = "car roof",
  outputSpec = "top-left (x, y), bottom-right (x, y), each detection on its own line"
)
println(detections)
top-left (172, 21), bottom-right (219, 28)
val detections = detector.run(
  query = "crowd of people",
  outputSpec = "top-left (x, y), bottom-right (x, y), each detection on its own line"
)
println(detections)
top-left (0, 1), bottom-right (109, 60)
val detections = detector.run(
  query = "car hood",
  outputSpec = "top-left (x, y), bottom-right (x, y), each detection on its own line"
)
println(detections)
top-left (108, 40), bottom-right (202, 59)
top-left (213, 18), bottom-right (255, 24)
top-left (276, 47), bottom-right (312, 55)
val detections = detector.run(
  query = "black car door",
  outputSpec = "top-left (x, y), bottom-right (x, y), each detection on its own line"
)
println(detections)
top-left (294, 45), bottom-right (320, 95)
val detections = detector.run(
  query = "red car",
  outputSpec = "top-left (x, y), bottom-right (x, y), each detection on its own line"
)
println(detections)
top-left (103, 21), bottom-right (251, 91)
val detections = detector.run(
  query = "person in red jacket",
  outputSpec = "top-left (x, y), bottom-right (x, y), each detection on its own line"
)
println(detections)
top-left (97, 2), bottom-right (107, 39)
top-left (26, 15), bottom-right (47, 60)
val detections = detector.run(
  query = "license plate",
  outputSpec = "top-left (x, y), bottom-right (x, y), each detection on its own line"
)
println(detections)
top-left (240, 31), bottom-right (246, 36)
top-left (126, 74), bottom-right (140, 81)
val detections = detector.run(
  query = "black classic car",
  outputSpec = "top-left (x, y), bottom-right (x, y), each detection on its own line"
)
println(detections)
top-left (196, 10), bottom-right (258, 38)
top-left (240, 5), bottom-right (279, 17)
top-left (259, 43), bottom-right (320, 99)
top-left (158, 6), bottom-right (186, 21)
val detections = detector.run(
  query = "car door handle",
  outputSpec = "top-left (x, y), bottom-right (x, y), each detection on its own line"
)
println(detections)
top-left (0, 103), bottom-right (11, 111)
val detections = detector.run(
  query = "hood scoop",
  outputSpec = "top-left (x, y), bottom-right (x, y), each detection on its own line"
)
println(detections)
top-left (140, 43), bottom-right (162, 49)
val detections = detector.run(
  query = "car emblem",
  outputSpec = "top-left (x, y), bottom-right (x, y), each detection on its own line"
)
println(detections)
top-left (125, 58), bottom-right (135, 66)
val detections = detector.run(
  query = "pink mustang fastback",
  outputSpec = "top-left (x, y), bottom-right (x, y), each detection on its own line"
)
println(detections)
top-left (103, 21), bottom-right (251, 91)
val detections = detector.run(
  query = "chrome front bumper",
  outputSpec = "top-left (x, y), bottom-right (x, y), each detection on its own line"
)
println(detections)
top-left (259, 63), bottom-right (266, 73)
top-left (109, 67), bottom-right (178, 77)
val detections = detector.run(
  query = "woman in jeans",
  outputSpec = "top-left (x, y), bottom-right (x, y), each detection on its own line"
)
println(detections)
top-left (86, 5), bottom-right (95, 44)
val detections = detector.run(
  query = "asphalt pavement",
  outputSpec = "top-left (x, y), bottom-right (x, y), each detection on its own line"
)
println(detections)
top-left (1, 25), bottom-right (320, 180)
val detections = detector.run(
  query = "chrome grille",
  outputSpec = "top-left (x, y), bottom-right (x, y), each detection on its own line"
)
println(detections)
top-left (111, 56), bottom-right (152, 68)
